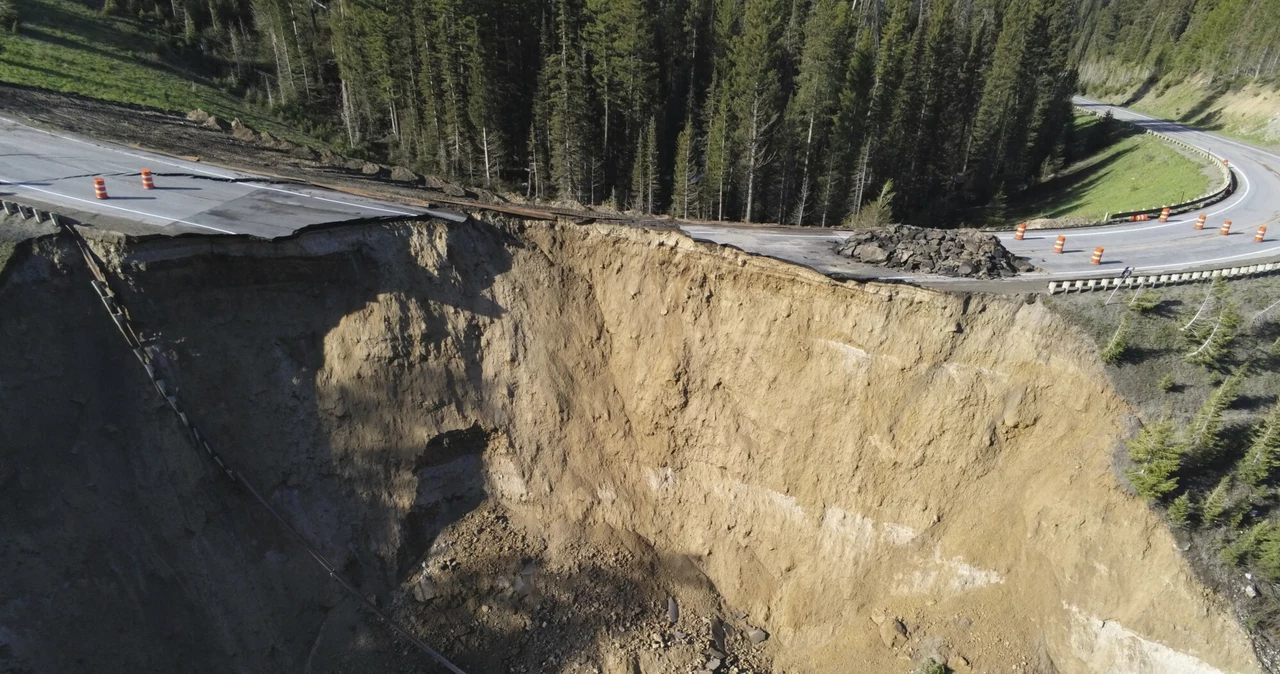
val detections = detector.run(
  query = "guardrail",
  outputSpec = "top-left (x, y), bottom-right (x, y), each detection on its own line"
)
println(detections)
top-left (1047, 263), bottom-right (1280, 294)
top-left (1068, 106), bottom-right (1236, 225)
top-left (1, 198), bottom-right (60, 225)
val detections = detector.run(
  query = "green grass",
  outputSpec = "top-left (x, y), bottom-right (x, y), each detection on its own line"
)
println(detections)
top-left (1009, 115), bottom-right (1215, 223)
top-left (0, 0), bottom-right (319, 144)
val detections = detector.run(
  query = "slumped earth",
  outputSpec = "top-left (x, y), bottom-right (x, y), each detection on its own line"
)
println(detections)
top-left (0, 218), bottom-right (1262, 673)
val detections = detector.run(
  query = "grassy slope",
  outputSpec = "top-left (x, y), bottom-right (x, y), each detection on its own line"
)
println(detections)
top-left (1084, 71), bottom-right (1280, 153)
top-left (1128, 78), bottom-right (1280, 152)
top-left (1009, 114), bottom-right (1215, 223)
top-left (0, 0), bottom-right (316, 144)
top-left (1049, 277), bottom-right (1280, 639)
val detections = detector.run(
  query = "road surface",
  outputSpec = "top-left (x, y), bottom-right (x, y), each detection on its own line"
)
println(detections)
top-left (0, 115), bottom-right (460, 237)
top-left (681, 98), bottom-right (1280, 284)
top-left (3, 100), bottom-right (1280, 285)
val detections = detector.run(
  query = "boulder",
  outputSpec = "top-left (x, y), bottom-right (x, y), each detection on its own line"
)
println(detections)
top-left (390, 166), bottom-right (419, 183)
top-left (318, 148), bottom-right (343, 165)
top-left (186, 109), bottom-right (210, 123)
top-left (230, 119), bottom-right (255, 142)
top-left (290, 146), bottom-right (318, 160)
top-left (201, 116), bottom-right (229, 132)
top-left (257, 130), bottom-right (278, 148)
top-left (360, 162), bottom-right (383, 176)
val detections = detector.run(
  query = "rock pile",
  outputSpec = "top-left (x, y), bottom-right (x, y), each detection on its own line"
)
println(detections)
top-left (835, 224), bottom-right (1031, 278)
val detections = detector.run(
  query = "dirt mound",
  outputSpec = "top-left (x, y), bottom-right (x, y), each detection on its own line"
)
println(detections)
top-left (836, 224), bottom-right (1031, 278)
top-left (0, 220), bottom-right (1261, 674)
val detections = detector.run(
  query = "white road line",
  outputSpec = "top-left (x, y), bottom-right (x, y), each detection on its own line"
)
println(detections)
top-left (0, 174), bottom-right (236, 234)
top-left (251, 184), bottom-right (417, 216)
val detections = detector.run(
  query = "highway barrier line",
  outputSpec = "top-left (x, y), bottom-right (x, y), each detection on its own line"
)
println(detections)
top-left (93, 177), bottom-right (108, 200)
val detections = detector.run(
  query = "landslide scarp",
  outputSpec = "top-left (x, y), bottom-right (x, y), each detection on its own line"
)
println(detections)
top-left (0, 218), bottom-right (1262, 674)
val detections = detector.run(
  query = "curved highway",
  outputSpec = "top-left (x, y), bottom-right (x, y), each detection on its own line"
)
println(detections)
top-left (682, 98), bottom-right (1280, 285)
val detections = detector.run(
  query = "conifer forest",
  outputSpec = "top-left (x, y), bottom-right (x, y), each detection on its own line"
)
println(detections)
top-left (104, 0), bottom-right (1102, 225)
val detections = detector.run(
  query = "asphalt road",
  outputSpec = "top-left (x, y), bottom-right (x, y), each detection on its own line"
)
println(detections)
top-left (0, 115), bottom-right (459, 237)
top-left (5, 99), bottom-right (1280, 287)
top-left (681, 98), bottom-right (1280, 285)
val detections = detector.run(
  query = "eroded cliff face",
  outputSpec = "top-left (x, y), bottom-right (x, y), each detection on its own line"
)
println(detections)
top-left (0, 219), bottom-right (1261, 674)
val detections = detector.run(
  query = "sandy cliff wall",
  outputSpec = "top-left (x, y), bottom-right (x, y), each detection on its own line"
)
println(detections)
top-left (0, 219), bottom-right (1261, 673)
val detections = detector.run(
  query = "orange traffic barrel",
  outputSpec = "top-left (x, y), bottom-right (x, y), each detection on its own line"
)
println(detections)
top-left (1053, 235), bottom-right (1065, 254)
top-left (1257, 226), bottom-right (1268, 243)
top-left (141, 169), bottom-right (154, 190)
top-left (1014, 222), bottom-right (1027, 240)
top-left (1159, 207), bottom-right (1171, 223)
top-left (1195, 214), bottom-right (1206, 230)
top-left (1090, 247), bottom-right (1104, 264)
top-left (93, 177), bottom-right (108, 199)
top-left (1221, 220), bottom-right (1232, 235)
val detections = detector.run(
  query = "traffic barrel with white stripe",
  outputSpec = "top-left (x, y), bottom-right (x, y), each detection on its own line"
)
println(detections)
top-left (1014, 222), bottom-right (1027, 240)
top-left (1090, 247), bottom-right (1104, 265)
top-left (1257, 226), bottom-right (1268, 243)
top-left (1053, 235), bottom-right (1065, 254)
top-left (1221, 221), bottom-right (1232, 236)
top-left (93, 177), bottom-right (108, 200)
top-left (141, 169), bottom-right (154, 190)
top-left (1195, 214), bottom-right (1206, 230)
top-left (1159, 207), bottom-right (1171, 223)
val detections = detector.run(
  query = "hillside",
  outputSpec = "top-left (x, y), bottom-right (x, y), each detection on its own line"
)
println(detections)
top-left (1078, 0), bottom-right (1280, 149)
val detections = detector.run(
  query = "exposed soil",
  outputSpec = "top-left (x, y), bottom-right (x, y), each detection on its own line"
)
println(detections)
top-left (0, 217), bottom-right (1266, 674)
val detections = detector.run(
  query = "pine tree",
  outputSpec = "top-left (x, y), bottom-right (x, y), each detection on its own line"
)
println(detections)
top-left (702, 78), bottom-right (733, 220)
top-left (1126, 418), bottom-right (1183, 500)
top-left (785, 0), bottom-right (850, 225)
top-left (671, 112), bottom-right (700, 219)
top-left (1238, 403), bottom-right (1280, 487)
top-left (1201, 476), bottom-right (1232, 527)
top-left (729, 0), bottom-right (784, 222)
top-left (1183, 367), bottom-right (1247, 468)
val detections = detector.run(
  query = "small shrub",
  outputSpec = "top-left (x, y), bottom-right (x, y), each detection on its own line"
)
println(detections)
top-left (1129, 290), bottom-right (1160, 314)
top-left (1158, 373), bottom-right (1176, 392)
top-left (911, 659), bottom-right (948, 674)
top-left (1126, 419), bottom-right (1183, 500)
top-left (1201, 476), bottom-right (1231, 527)
top-left (1168, 492), bottom-right (1193, 527)
top-left (1101, 315), bottom-right (1130, 365)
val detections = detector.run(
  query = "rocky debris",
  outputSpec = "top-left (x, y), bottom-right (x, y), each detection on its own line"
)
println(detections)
top-left (442, 183), bottom-right (467, 198)
top-left (835, 224), bottom-right (1032, 279)
top-left (318, 148), bottom-right (343, 165)
top-left (1246, 584), bottom-right (1259, 598)
top-left (667, 596), bottom-right (679, 624)
top-left (289, 145), bottom-right (318, 161)
top-left (879, 617), bottom-right (908, 649)
top-left (360, 161), bottom-right (384, 177)
top-left (948, 654), bottom-right (972, 671)
top-left (201, 115), bottom-right (229, 132)
top-left (390, 165), bottom-right (419, 183)
top-left (185, 108), bottom-right (210, 123)
top-left (746, 627), bottom-right (769, 644)
top-left (230, 119), bottom-right (255, 142)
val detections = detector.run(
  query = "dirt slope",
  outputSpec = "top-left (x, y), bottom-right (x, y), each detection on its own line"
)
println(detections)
top-left (0, 219), bottom-right (1262, 673)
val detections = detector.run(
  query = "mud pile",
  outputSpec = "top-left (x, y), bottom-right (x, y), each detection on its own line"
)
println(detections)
top-left (0, 219), bottom-right (1262, 674)
top-left (835, 224), bottom-right (1030, 278)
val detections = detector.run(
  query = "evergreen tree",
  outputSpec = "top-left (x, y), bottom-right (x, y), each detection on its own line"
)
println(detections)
top-left (729, 0), bottom-right (784, 222)
top-left (671, 113), bottom-right (701, 219)
top-left (1238, 403), bottom-right (1280, 488)
top-left (785, 0), bottom-right (850, 225)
